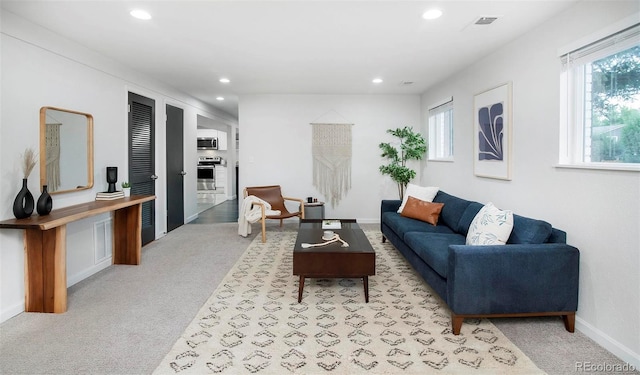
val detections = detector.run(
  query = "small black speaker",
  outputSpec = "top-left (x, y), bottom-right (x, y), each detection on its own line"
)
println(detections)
top-left (106, 167), bottom-right (118, 193)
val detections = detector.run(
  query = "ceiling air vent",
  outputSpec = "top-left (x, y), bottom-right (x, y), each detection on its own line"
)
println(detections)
top-left (474, 16), bottom-right (499, 25)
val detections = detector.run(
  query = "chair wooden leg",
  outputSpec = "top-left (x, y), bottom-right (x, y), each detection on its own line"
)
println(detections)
top-left (261, 219), bottom-right (266, 243)
top-left (280, 219), bottom-right (283, 227)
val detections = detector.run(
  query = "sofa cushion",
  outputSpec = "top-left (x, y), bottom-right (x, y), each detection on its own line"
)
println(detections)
top-left (466, 202), bottom-right (514, 245)
top-left (508, 214), bottom-right (553, 244)
top-left (404, 232), bottom-right (466, 278)
top-left (382, 212), bottom-right (454, 239)
top-left (433, 191), bottom-right (473, 232)
top-left (398, 184), bottom-right (439, 213)
top-left (400, 196), bottom-right (444, 226)
top-left (457, 202), bottom-right (484, 235)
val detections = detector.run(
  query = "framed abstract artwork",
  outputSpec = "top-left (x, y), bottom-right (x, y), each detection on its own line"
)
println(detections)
top-left (473, 82), bottom-right (512, 180)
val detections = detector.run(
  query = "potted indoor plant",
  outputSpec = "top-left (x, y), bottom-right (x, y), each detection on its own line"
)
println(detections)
top-left (121, 181), bottom-right (131, 197)
top-left (379, 126), bottom-right (427, 199)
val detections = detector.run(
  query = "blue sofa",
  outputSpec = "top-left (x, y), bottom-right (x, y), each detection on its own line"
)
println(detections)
top-left (381, 190), bottom-right (580, 335)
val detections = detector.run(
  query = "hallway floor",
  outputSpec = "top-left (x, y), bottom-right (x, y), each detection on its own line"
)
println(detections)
top-left (190, 198), bottom-right (239, 224)
top-left (197, 189), bottom-right (227, 213)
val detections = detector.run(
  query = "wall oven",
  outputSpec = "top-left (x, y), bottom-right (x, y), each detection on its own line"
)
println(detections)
top-left (197, 137), bottom-right (218, 150)
top-left (197, 156), bottom-right (221, 190)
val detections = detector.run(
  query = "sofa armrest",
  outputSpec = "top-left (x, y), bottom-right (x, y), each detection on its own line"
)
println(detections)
top-left (381, 200), bottom-right (402, 235)
top-left (446, 243), bottom-right (580, 315)
top-left (381, 200), bottom-right (402, 213)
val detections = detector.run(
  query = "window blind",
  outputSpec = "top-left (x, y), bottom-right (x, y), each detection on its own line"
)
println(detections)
top-left (561, 23), bottom-right (640, 69)
top-left (428, 97), bottom-right (454, 160)
top-left (428, 97), bottom-right (453, 114)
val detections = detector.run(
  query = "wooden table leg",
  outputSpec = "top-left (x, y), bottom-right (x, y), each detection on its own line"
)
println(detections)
top-left (24, 226), bottom-right (67, 313)
top-left (298, 275), bottom-right (305, 303)
top-left (363, 276), bottom-right (369, 303)
top-left (113, 204), bottom-right (142, 265)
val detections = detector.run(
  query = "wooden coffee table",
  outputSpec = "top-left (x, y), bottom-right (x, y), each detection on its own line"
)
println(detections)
top-left (293, 219), bottom-right (375, 302)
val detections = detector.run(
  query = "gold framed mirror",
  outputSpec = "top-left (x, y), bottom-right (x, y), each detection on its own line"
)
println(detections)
top-left (39, 107), bottom-right (94, 194)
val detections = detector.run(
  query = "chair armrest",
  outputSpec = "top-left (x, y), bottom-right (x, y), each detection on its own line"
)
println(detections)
top-left (446, 243), bottom-right (580, 315)
top-left (381, 200), bottom-right (402, 214)
top-left (283, 196), bottom-right (305, 218)
top-left (283, 196), bottom-right (304, 204)
top-left (251, 201), bottom-right (267, 220)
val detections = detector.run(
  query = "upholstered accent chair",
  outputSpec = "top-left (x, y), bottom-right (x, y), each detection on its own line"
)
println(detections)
top-left (244, 185), bottom-right (305, 242)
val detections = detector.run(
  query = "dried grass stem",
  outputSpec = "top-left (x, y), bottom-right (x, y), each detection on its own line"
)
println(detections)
top-left (21, 147), bottom-right (38, 178)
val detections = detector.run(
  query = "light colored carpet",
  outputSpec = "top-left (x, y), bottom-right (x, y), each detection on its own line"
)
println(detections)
top-left (0, 222), bottom-right (254, 375)
top-left (154, 230), bottom-right (544, 374)
top-left (0, 222), bottom-right (634, 374)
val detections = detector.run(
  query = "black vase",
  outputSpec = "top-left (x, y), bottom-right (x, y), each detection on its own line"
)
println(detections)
top-left (37, 185), bottom-right (53, 216)
top-left (13, 178), bottom-right (34, 219)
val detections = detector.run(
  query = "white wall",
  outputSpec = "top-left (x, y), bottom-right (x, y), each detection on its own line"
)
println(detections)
top-left (420, 1), bottom-right (639, 367)
top-left (0, 11), bottom-right (237, 321)
top-left (239, 94), bottom-right (421, 221)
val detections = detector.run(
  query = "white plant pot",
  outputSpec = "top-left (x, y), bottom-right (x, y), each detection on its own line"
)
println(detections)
top-left (123, 188), bottom-right (131, 197)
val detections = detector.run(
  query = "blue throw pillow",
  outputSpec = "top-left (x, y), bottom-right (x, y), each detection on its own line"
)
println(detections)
top-left (508, 215), bottom-right (553, 244)
top-left (433, 191), bottom-right (473, 231)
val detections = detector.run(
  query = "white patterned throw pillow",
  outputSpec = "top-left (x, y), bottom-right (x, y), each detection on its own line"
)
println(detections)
top-left (466, 202), bottom-right (514, 245)
top-left (397, 184), bottom-right (439, 213)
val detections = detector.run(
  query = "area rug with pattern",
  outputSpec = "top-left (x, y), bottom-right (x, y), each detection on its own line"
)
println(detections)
top-left (154, 230), bottom-right (544, 374)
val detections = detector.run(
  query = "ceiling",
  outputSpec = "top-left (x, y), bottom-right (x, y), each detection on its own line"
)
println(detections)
top-left (2, 1), bottom-right (578, 119)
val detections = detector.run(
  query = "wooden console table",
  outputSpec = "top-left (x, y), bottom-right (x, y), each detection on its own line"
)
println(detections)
top-left (0, 195), bottom-right (155, 313)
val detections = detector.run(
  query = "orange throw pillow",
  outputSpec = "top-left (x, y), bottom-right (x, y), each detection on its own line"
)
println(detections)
top-left (400, 196), bottom-right (444, 226)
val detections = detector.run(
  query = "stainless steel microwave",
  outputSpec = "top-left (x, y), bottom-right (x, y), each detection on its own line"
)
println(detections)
top-left (197, 137), bottom-right (218, 150)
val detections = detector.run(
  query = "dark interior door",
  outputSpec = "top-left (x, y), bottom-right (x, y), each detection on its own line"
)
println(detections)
top-left (128, 92), bottom-right (156, 246)
top-left (166, 104), bottom-right (184, 232)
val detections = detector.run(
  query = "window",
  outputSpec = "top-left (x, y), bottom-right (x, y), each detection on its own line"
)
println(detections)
top-left (428, 97), bottom-right (454, 161)
top-left (560, 23), bottom-right (640, 170)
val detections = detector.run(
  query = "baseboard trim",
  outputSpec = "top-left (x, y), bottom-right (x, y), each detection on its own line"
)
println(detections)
top-left (576, 316), bottom-right (640, 369)
top-left (0, 301), bottom-right (25, 324)
top-left (356, 218), bottom-right (380, 224)
top-left (67, 258), bottom-right (112, 288)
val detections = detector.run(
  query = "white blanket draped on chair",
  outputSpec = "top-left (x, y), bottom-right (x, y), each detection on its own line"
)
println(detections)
top-left (238, 195), bottom-right (281, 237)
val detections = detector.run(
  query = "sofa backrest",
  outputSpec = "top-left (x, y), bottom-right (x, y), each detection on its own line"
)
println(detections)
top-left (457, 202), bottom-right (484, 235)
top-left (548, 228), bottom-right (567, 244)
top-left (434, 190), bottom-right (560, 244)
top-left (507, 214), bottom-right (554, 244)
top-left (433, 191), bottom-right (478, 234)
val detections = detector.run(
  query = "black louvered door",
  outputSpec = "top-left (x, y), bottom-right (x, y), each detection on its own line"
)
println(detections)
top-left (128, 92), bottom-right (156, 246)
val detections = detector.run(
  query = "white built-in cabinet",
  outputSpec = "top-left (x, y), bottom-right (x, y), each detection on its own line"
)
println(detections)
top-left (215, 166), bottom-right (227, 190)
top-left (218, 131), bottom-right (227, 150)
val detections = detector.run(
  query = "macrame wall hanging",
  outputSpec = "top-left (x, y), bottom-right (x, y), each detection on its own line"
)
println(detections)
top-left (311, 122), bottom-right (353, 208)
top-left (45, 123), bottom-right (62, 192)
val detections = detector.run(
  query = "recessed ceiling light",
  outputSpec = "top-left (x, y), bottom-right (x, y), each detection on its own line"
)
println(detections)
top-left (422, 9), bottom-right (443, 20)
top-left (372, 78), bottom-right (383, 84)
top-left (219, 78), bottom-right (230, 83)
top-left (130, 9), bottom-right (152, 20)
top-left (216, 97), bottom-right (225, 101)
